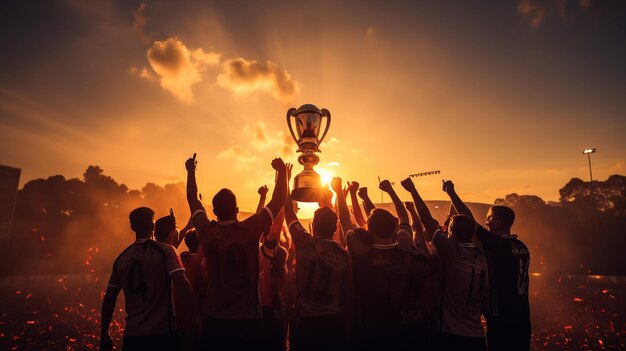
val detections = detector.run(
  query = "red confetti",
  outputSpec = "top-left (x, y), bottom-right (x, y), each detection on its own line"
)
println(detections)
top-left (574, 297), bottom-right (584, 302)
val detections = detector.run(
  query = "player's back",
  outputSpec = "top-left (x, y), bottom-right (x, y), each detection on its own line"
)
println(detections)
top-left (296, 238), bottom-right (349, 317)
top-left (440, 244), bottom-right (488, 337)
top-left (477, 227), bottom-right (530, 322)
top-left (111, 239), bottom-right (179, 336)
top-left (351, 243), bottom-right (412, 327)
top-left (198, 220), bottom-right (263, 319)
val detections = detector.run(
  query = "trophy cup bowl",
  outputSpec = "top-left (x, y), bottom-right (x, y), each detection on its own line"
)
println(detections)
top-left (286, 104), bottom-right (331, 202)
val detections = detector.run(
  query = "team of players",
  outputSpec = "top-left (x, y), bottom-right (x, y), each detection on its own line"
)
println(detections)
top-left (100, 155), bottom-right (531, 350)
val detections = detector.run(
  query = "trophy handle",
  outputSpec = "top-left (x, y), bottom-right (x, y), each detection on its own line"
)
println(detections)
top-left (317, 108), bottom-right (331, 149)
top-left (286, 107), bottom-right (299, 145)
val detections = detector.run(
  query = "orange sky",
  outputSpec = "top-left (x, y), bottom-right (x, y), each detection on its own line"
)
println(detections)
top-left (1, 0), bottom-right (625, 217)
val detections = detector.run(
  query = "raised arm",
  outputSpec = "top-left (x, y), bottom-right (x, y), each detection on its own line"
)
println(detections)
top-left (405, 201), bottom-right (428, 251)
top-left (265, 158), bottom-right (288, 218)
top-left (174, 216), bottom-right (193, 249)
top-left (266, 209), bottom-right (285, 243)
top-left (442, 180), bottom-right (475, 221)
top-left (331, 177), bottom-right (355, 235)
top-left (379, 180), bottom-right (409, 225)
top-left (358, 187), bottom-right (376, 216)
top-left (256, 185), bottom-right (269, 214)
top-left (400, 177), bottom-right (439, 240)
top-left (186, 153), bottom-right (202, 213)
top-left (348, 181), bottom-right (367, 227)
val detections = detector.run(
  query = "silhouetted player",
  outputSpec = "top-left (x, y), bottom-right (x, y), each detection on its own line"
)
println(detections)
top-left (335, 178), bottom-right (428, 350)
top-left (100, 207), bottom-right (197, 351)
top-left (401, 178), bottom-right (489, 351)
top-left (185, 153), bottom-right (287, 350)
top-left (285, 170), bottom-right (349, 351)
top-left (443, 180), bottom-right (531, 351)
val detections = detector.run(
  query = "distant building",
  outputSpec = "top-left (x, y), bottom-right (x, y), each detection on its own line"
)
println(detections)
top-left (0, 165), bottom-right (21, 240)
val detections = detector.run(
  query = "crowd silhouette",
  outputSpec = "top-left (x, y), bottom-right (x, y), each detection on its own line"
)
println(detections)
top-left (99, 154), bottom-right (533, 351)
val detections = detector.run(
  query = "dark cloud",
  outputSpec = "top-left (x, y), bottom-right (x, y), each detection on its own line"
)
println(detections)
top-left (217, 58), bottom-right (299, 104)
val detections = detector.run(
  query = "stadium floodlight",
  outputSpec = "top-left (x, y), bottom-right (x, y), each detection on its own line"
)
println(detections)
top-left (582, 148), bottom-right (597, 182)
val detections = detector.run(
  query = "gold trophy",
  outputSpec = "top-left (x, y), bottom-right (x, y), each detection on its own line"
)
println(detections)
top-left (286, 104), bottom-right (331, 202)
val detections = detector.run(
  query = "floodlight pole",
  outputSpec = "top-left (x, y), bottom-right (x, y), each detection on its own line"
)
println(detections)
top-left (582, 148), bottom-right (596, 182)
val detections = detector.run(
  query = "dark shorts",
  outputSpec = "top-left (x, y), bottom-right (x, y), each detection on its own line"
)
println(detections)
top-left (201, 317), bottom-right (261, 351)
top-left (122, 332), bottom-right (179, 351)
top-left (293, 314), bottom-right (346, 351)
top-left (436, 332), bottom-right (487, 351)
top-left (486, 321), bottom-right (531, 351)
top-left (259, 306), bottom-right (286, 351)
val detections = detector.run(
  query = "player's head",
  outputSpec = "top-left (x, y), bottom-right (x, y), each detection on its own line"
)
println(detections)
top-left (448, 214), bottom-right (475, 243)
top-left (212, 188), bottom-right (239, 220)
top-left (155, 214), bottom-right (177, 245)
top-left (367, 208), bottom-right (398, 241)
top-left (312, 206), bottom-right (337, 239)
top-left (486, 205), bottom-right (515, 234)
top-left (129, 207), bottom-right (155, 238)
top-left (184, 229), bottom-right (199, 253)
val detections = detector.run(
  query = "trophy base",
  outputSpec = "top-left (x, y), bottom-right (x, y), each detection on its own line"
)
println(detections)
top-left (291, 187), bottom-right (326, 203)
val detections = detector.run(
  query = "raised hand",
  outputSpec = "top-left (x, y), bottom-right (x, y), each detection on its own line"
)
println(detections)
top-left (330, 177), bottom-right (343, 195)
top-left (348, 181), bottom-right (360, 195)
top-left (258, 185), bottom-right (269, 196)
top-left (286, 163), bottom-right (293, 181)
top-left (400, 177), bottom-right (416, 192)
top-left (185, 153), bottom-right (197, 172)
top-left (357, 187), bottom-right (368, 200)
top-left (271, 158), bottom-right (286, 172)
top-left (442, 180), bottom-right (455, 194)
top-left (379, 179), bottom-right (394, 193)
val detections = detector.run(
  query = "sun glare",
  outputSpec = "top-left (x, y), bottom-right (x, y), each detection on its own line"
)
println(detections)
top-left (318, 168), bottom-right (333, 186)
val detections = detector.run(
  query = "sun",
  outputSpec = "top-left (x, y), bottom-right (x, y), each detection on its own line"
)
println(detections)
top-left (317, 167), bottom-right (333, 186)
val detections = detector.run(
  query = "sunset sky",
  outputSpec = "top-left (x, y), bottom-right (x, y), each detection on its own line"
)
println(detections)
top-left (1, 0), bottom-right (625, 215)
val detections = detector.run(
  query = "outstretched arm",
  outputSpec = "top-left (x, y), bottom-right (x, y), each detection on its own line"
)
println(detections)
top-left (442, 180), bottom-right (475, 221)
top-left (186, 153), bottom-right (202, 214)
top-left (174, 216), bottom-right (193, 249)
top-left (348, 181), bottom-right (367, 227)
top-left (400, 177), bottom-right (439, 240)
top-left (256, 185), bottom-right (269, 214)
top-left (331, 177), bottom-right (355, 236)
top-left (358, 187), bottom-right (376, 216)
top-left (379, 180), bottom-right (409, 225)
top-left (405, 201), bottom-right (428, 252)
top-left (265, 158), bottom-right (288, 219)
top-left (266, 209), bottom-right (285, 243)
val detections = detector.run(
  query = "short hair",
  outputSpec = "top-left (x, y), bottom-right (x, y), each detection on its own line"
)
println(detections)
top-left (449, 214), bottom-right (475, 242)
top-left (129, 207), bottom-right (155, 235)
top-left (312, 207), bottom-right (337, 239)
top-left (155, 214), bottom-right (176, 243)
top-left (212, 188), bottom-right (237, 220)
top-left (367, 208), bottom-right (398, 239)
top-left (490, 205), bottom-right (515, 230)
top-left (184, 229), bottom-right (199, 253)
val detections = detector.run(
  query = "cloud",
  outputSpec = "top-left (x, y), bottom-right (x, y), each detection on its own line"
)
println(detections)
top-left (218, 144), bottom-right (259, 169)
top-left (217, 57), bottom-right (299, 104)
top-left (146, 37), bottom-right (221, 102)
top-left (129, 65), bottom-right (154, 80)
top-left (516, 0), bottom-right (593, 27)
top-left (131, 3), bottom-right (149, 42)
top-left (243, 122), bottom-right (296, 157)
